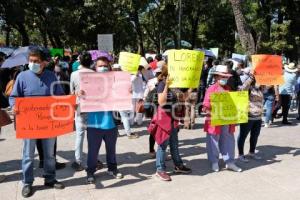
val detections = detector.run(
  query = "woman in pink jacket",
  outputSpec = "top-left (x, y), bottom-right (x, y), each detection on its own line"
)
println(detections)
top-left (203, 65), bottom-right (242, 173)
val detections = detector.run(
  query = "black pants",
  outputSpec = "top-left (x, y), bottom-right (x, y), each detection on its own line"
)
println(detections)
top-left (280, 94), bottom-right (292, 122)
top-left (238, 120), bottom-right (262, 155)
top-left (37, 138), bottom-right (57, 162)
top-left (149, 135), bottom-right (155, 153)
top-left (297, 92), bottom-right (300, 118)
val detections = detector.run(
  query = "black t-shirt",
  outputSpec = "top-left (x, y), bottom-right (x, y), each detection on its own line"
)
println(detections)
top-left (156, 81), bottom-right (177, 111)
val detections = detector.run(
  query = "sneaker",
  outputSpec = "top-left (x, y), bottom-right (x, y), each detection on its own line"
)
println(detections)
top-left (22, 185), bottom-right (33, 198)
top-left (156, 171), bottom-right (172, 181)
top-left (174, 165), bottom-right (192, 174)
top-left (107, 170), bottom-right (124, 179)
top-left (248, 153), bottom-right (262, 160)
top-left (165, 155), bottom-right (172, 161)
top-left (211, 163), bottom-right (220, 172)
top-left (264, 123), bottom-right (270, 128)
top-left (128, 133), bottom-right (139, 139)
top-left (71, 161), bottom-right (85, 171)
top-left (87, 175), bottom-right (96, 184)
top-left (56, 162), bottom-right (66, 170)
top-left (96, 160), bottom-right (104, 170)
top-left (282, 121), bottom-right (292, 125)
top-left (149, 151), bottom-right (156, 159)
top-left (0, 175), bottom-right (6, 183)
top-left (226, 163), bottom-right (242, 172)
top-left (238, 155), bottom-right (249, 163)
top-left (44, 180), bottom-right (65, 189)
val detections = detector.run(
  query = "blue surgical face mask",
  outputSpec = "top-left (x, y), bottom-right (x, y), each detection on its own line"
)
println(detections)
top-left (219, 78), bottom-right (228, 86)
top-left (96, 66), bottom-right (109, 73)
top-left (28, 62), bottom-right (41, 74)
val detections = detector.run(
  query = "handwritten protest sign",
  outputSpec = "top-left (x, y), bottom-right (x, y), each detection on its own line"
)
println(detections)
top-left (79, 71), bottom-right (132, 112)
top-left (211, 91), bottom-right (249, 126)
top-left (252, 55), bottom-right (284, 85)
top-left (232, 53), bottom-right (247, 61)
top-left (97, 34), bottom-right (113, 52)
top-left (210, 48), bottom-right (219, 58)
top-left (168, 49), bottom-right (204, 88)
top-left (118, 52), bottom-right (141, 74)
top-left (15, 95), bottom-right (76, 139)
top-left (50, 48), bottom-right (64, 57)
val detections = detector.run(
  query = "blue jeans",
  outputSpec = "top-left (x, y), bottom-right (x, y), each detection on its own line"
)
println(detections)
top-left (22, 138), bottom-right (56, 185)
top-left (238, 120), bottom-right (262, 155)
top-left (156, 126), bottom-right (183, 172)
top-left (86, 128), bottom-right (118, 175)
top-left (264, 94), bottom-right (274, 124)
top-left (119, 110), bottom-right (131, 135)
top-left (74, 113), bottom-right (87, 163)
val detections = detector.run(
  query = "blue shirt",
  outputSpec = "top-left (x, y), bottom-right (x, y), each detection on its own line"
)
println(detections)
top-left (9, 69), bottom-right (64, 106)
top-left (87, 112), bottom-right (116, 130)
top-left (279, 71), bottom-right (297, 95)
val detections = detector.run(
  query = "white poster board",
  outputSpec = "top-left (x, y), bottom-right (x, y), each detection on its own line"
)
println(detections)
top-left (97, 34), bottom-right (113, 52)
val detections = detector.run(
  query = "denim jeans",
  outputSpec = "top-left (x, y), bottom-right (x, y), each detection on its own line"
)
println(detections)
top-left (22, 138), bottom-right (56, 185)
top-left (119, 110), bottom-right (131, 135)
top-left (156, 126), bottom-right (183, 172)
top-left (263, 94), bottom-right (274, 124)
top-left (74, 113), bottom-right (87, 163)
top-left (238, 119), bottom-right (262, 155)
top-left (86, 127), bottom-right (118, 175)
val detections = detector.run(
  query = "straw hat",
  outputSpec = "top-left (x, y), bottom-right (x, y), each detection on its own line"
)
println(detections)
top-left (284, 62), bottom-right (298, 73)
top-left (212, 65), bottom-right (232, 77)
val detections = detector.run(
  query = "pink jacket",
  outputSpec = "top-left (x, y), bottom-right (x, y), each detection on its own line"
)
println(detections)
top-left (148, 107), bottom-right (179, 145)
top-left (203, 83), bottom-right (235, 135)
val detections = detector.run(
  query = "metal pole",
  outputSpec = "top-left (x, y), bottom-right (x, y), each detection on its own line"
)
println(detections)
top-left (178, 0), bottom-right (182, 49)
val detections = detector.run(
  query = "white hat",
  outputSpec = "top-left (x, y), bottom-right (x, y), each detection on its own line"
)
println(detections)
top-left (212, 65), bottom-right (232, 77)
top-left (284, 63), bottom-right (298, 73)
top-left (139, 57), bottom-right (150, 69)
top-left (112, 63), bottom-right (121, 69)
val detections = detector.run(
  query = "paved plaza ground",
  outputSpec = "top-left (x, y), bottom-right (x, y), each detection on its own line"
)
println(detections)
top-left (0, 115), bottom-right (300, 200)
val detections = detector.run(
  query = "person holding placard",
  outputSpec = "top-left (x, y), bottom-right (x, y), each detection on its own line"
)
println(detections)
top-left (203, 65), bottom-right (242, 173)
top-left (237, 71), bottom-right (264, 162)
top-left (9, 48), bottom-right (65, 198)
top-left (82, 56), bottom-right (123, 184)
top-left (151, 64), bottom-right (191, 182)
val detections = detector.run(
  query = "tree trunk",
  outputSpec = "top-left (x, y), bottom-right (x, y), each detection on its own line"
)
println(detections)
top-left (191, 9), bottom-right (201, 49)
top-left (5, 26), bottom-right (11, 46)
top-left (131, 10), bottom-right (145, 56)
top-left (15, 23), bottom-right (29, 46)
top-left (229, 0), bottom-right (256, 55)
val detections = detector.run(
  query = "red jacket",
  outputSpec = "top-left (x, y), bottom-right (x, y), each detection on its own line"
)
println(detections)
top-left (148, 107), bottom-right (179, 145)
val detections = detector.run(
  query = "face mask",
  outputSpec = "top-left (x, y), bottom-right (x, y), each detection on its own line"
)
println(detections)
top-left (96, 66), bottom-right (109, 73)
top-left (54, 66), bottom-right (61, 73)
top-left (219, 78), bottom-right (228, 86)
top-left (28, 62), bottom-right (41, 74)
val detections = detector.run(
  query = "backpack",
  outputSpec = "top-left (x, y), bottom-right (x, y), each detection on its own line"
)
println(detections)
top-left (144, 86), bottom-right (159, 118)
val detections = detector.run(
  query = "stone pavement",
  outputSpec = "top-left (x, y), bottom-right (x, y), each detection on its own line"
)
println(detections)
top-left (1, 115), bottom-right (300, 200)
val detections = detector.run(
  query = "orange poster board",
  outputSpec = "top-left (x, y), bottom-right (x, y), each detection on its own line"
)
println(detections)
top-left (252, 55), bottom-right (284, 85)
top-left (15, 95), bottom-right (76, 139)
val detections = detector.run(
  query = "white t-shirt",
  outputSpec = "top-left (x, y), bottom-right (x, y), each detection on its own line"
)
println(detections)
top-left (131, 74), bottom-right (145, 99)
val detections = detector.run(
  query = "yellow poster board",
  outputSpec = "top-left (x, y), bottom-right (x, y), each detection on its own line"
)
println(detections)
top-left (118, 52), bottom-right (141, 74)
top-left (211, 91), bottom-right (249, 126)
top-left (168, 49), bottom-right (204, 88)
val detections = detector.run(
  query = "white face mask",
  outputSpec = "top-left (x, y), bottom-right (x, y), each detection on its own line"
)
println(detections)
top-left (28, 62), bottom-right (41, 74)
top-left (96, 66), bottom-right (109, 73)
top-left (219, 78), bottom-right (228, 86)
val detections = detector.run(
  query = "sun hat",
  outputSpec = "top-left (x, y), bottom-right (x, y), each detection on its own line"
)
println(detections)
top-left (212, 65), bottom-right (232, 77)
top-left (284, 62), bottom-right (298, 73)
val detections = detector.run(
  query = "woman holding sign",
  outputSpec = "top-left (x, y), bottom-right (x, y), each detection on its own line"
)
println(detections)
top-left (203, 65), bottom-right (242, 173)
top-left (150, 65), bottom-right (191, 182)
